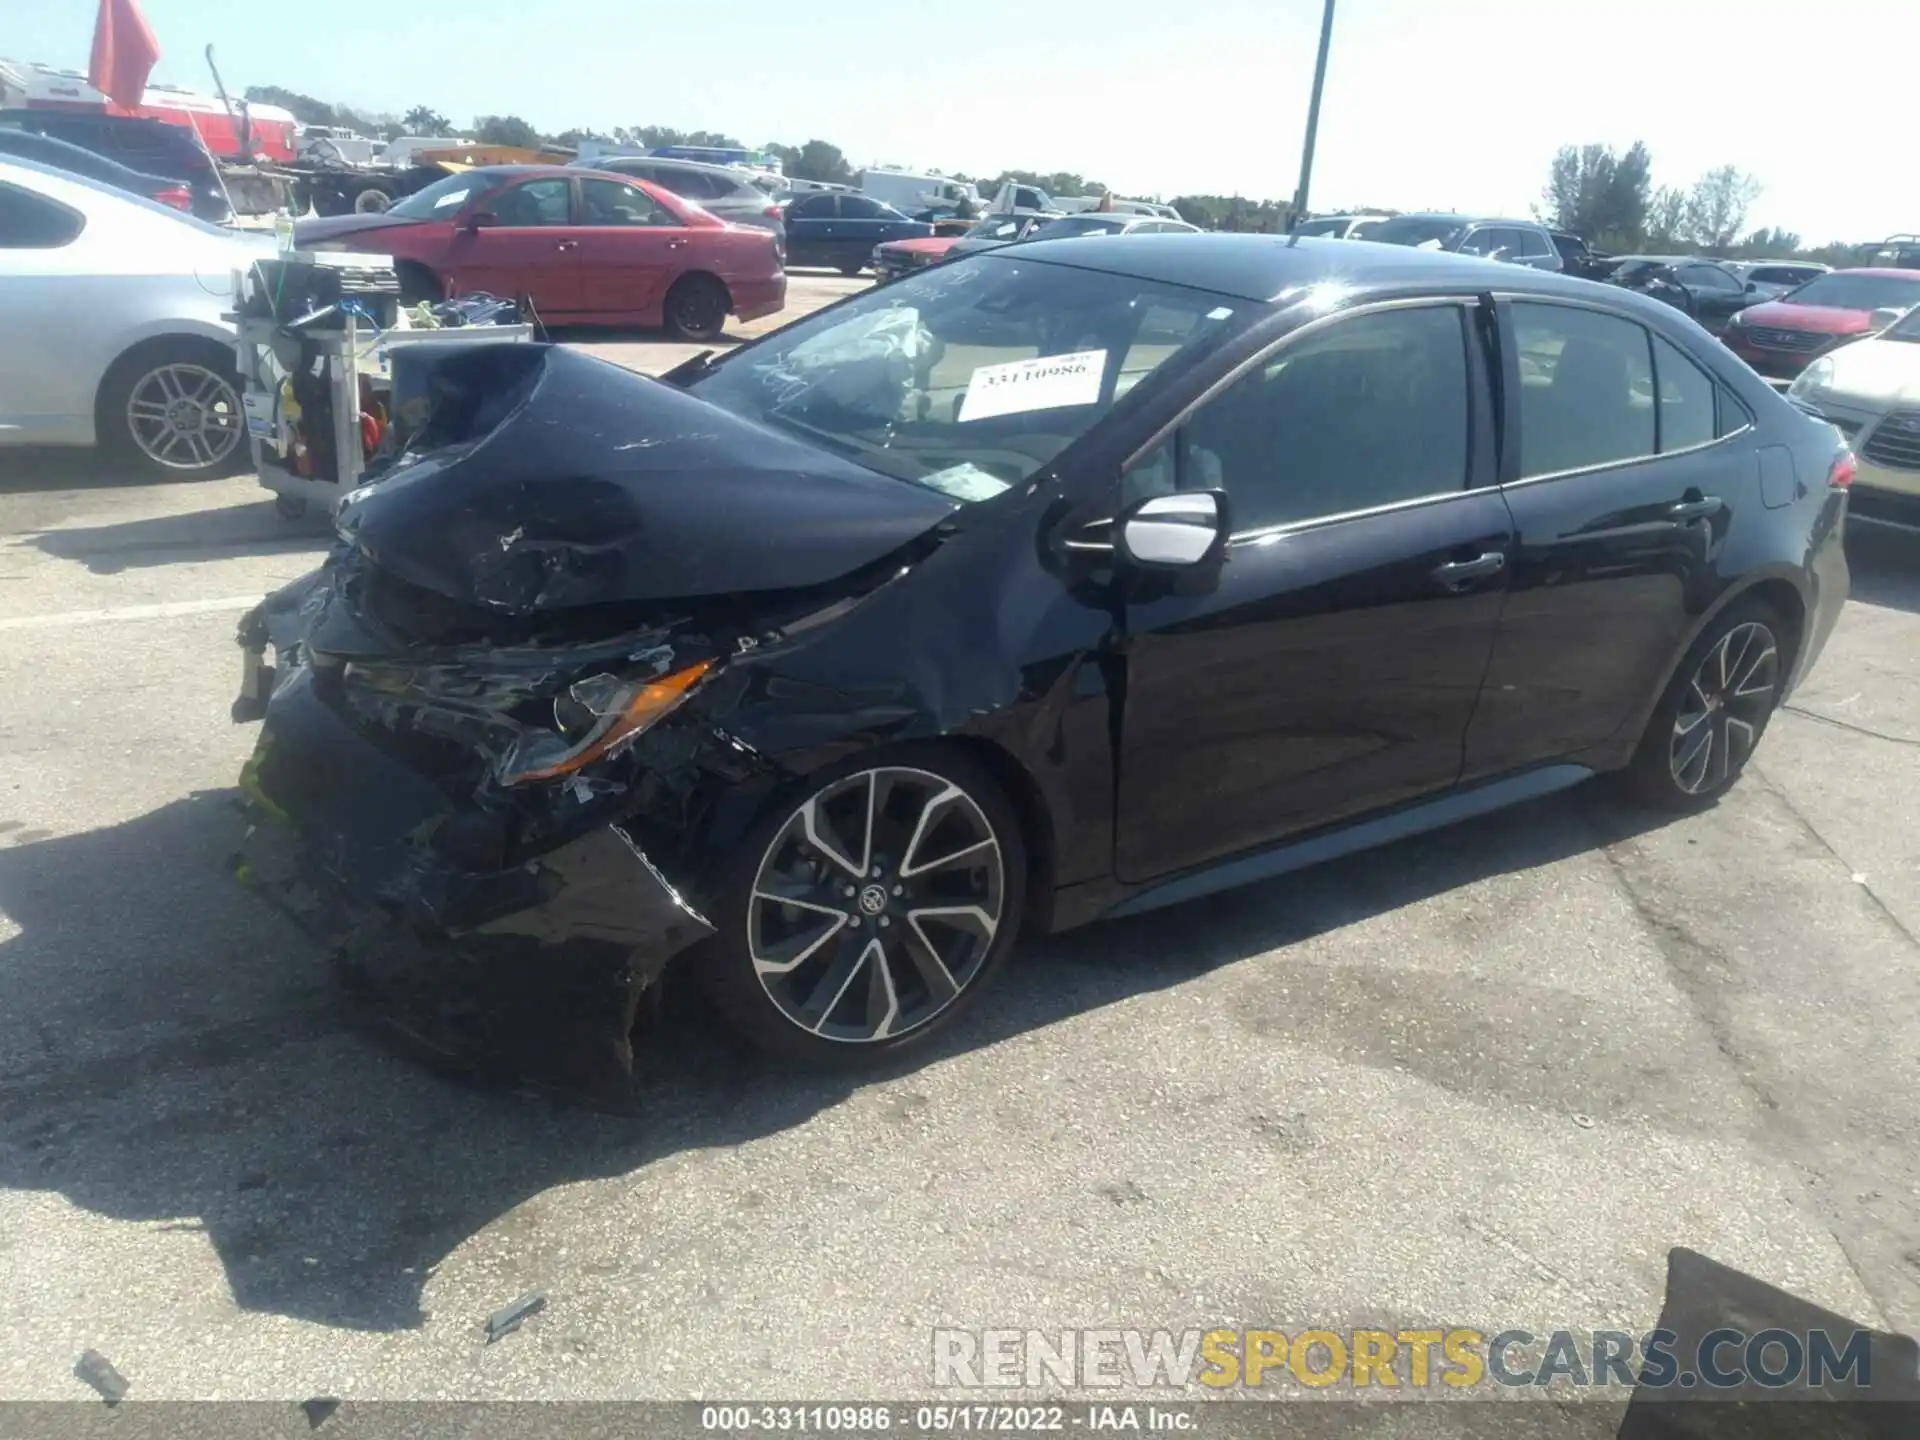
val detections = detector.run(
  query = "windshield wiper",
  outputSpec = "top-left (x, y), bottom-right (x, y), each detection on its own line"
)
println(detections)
top-left (659, 349), bottom-right (719, 387)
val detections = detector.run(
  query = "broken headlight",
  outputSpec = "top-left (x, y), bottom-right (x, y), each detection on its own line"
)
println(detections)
top-left (497, 661), bottom-right (713, 787)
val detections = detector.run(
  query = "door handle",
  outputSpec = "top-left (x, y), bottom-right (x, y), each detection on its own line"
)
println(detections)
top-left (555, 240), bottom-right (578, 252)
top-left (1668, 495), bottom-right (1722, 521)
top-left (1431, 552), bottom-right (1506, 590)
top-left (666, 237), bottom-right (687, 250)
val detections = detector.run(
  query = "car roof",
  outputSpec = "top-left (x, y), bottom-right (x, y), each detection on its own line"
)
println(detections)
top-left (993, 231), bottom-right (1649, 305)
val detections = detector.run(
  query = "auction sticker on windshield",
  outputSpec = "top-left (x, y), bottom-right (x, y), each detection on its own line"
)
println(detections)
top-left (959, 350), bottom-right (1107, 423)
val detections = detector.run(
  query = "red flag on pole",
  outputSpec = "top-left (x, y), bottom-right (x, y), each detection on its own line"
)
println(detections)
top-left (88, 0), bottom-right (161, 111)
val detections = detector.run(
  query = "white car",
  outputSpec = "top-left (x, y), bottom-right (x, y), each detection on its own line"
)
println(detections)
top-left (0, 155), bottom-right (268, 478)
top-left (1787, 309), bottom-right (1920, 534)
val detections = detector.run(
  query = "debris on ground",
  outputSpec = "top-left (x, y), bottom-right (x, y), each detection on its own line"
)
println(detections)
top-left (74, 1349), bottom-right (129, 1403)
top-left (483, 1290), bottom-right (548, 1344)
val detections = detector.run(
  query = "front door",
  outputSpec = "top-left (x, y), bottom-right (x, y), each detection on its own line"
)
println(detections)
top-left (1463, 301), bottom-right (1746, 777)
top-left (572, 176), bottom-right (686, 319)
top-left (1114, 299), bottom-right (1513, 883)
top-left (445, 176), bottom-right (581, 316)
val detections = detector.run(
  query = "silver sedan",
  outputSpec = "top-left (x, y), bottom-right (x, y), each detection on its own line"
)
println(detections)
top-left (0, 156), bottom-right (264, 478)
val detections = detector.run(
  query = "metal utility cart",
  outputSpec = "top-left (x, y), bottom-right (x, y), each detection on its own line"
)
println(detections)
top-left (232, 254), bottom-right (531, 518)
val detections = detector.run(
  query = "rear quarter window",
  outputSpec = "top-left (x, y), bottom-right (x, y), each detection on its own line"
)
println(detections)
top-left (0, 182), bottom-right (85, 248)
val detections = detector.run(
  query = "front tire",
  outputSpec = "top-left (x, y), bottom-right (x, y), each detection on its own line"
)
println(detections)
top-left (663, 273), bottom-right (730, 341)
top-left (701, 747), bottom-right (1028, 1067)
top-left (96, 339), bottom-right (246, 481)
top-left (1624, 598), bottom-right (1786, 810)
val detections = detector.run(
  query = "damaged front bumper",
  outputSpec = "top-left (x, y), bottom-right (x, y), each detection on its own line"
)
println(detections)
top-left (234, 655), bottom-right (718, 1102)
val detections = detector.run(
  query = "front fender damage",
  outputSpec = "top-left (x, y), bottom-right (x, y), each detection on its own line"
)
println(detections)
top-left (231, 541), bottom-right (918, 1103)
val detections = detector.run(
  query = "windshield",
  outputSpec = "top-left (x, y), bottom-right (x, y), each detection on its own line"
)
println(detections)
top-left (1784, 274), bottom-right (1920, 311)
top-left (385, 170), bottom-right (499, 220)
top-left (1366, 216), bottom-right (1467, 249)
top-left (1349, 219), bottom-right (1385, 239)
top-left (685, 253), bottom-right (1254, 499)
top-left (1028, 216), bottom-right (1128, 240)
top-left (962, 216), bottom-right (1032, 242)
top-left (1883, 307), bottom-right (1920, 342)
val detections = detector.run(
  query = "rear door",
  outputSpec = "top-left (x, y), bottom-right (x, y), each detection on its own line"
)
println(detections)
top-left (833, 195), bottom-right (896, 268)
top-left (1464, 299), bottom-right (1752, 776)
top-left (445, 175), bottom-right (581, 315)
top-left (572, 176), bottom-right (686, 319)
top-left (1114, 298), bottom-right (1513, 882)
top-left (1679, 262), bottom-right (1750, 330)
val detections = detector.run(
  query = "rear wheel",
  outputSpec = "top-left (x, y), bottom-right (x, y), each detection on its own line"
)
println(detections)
top-left (701, 748), bottom-right (1027, 1067)
top-left (662, 273), bottom-right (731, 341)
top-left (395, 262), bottom-right (444, 306)
top-left (1624, 599), bottom-right (1785, 810)
top-left (96, 339), bottom-right (246, 481)
top-left (352, 185), bottom-right (393, 214)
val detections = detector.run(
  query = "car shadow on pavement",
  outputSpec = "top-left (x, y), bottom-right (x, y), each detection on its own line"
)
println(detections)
top-left (0, 782), bottom-right (1674, 1334)
top-left (1844, 526), bottom-right (1920, 614)
top-left (0, 449), bottom-right (239, 496)
top-left (27, 499), bottom-right (334, 573)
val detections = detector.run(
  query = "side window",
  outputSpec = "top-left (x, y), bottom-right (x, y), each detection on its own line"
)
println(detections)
top-left (792, 193), bottom-right (835, 219)
top-left (578, 178), bottom-right (677, 227)
top-left (840, 196), bottom-right (884, 219)
top-left (1514, 228), bottom-right (1552, 259)
top-left (1715, 386), bottom-right (1752, 439)
top-left (1652, 336), bottom-right (1716, 451)
top-left (1681, 264), bottom-right (1740, 293)
top-left (1459, 228), bottom-right (1501, 257)
top-left (1511, 302), bottom-right (1655, 477)
top-left (1169, 305), bottom-right (1474, 531)
top-left (0, 183), bottom-right (85, 248)
top-left (490, 178), bottom-right (571, 226)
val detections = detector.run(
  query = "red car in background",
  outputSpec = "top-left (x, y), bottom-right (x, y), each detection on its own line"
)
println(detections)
top-left (294, 165), bottom-right (785, 340)
top-left (1724, 267), bottom-right (1920, 379)
top-left (873, 234), bottom-right (962, 284)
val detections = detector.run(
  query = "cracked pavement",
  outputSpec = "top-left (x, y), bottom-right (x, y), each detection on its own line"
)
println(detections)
top-left (1, 296), bottom-right (1917, 1399)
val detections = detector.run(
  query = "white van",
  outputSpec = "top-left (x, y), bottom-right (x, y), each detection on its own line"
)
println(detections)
top-left (860, 169), bottom-right (981, 215)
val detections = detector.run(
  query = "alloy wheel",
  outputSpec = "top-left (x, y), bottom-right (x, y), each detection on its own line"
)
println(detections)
top-left (127, 363), bottom-right (242, 471)
top-left (747, 767), bottom-right (1005, 1044)
top-left (1669, 621), bottom-right (1779, 795)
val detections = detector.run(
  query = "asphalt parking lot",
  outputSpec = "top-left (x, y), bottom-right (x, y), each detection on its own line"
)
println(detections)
top-left (2, 267), bottom-right (1918, 1405)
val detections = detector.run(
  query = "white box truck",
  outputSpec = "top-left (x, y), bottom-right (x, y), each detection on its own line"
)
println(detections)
top-left (861, 168), bottom-right (981, 216)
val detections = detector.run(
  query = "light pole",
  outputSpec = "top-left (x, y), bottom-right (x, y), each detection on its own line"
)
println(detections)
top-left (1290, 0), bottom-right (1337, 228)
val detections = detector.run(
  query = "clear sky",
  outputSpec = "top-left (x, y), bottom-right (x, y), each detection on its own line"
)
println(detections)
top-left (11, 0), bottom-right (1915, 243)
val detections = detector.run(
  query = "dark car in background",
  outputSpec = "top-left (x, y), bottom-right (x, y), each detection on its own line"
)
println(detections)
top-left (782, 191), bottom-right (931, 274)
top-left (0, 127), bottom-right (197, 214)
top-left (1606, 255), bottom-right (1756, 335)
top-left (0, 108), bottom-right (229, 222)
top-left (230, 235), bottom-right (1848, 1090)
top-left (1725, 268), bottom-right (1920, 378)
top-left (1366, 213), bottom-right (1563, 270)
top-left (573, 154), bottom-right (786, 248)
top-left (1549, 230), bottom-right (1613, 280)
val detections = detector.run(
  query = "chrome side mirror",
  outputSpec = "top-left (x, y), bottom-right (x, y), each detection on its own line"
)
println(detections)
top-left (1868, 307), bottom-right (1906, 331)
top-left (1117, 490), bottom-right (1228, 568)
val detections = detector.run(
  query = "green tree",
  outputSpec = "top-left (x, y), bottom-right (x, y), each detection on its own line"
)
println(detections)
top-left (402, 106), bottom-right (452, 137)
top-left (474, 114), bottom-right (539, 148)
top-left (1541, 141), bottom-right (1651, 248)
top-left (1684, 165), bottom-right (1763, 252)
top-left (1736, 226), bottom-right (1802, 258)
top-left (773, 139), bottom-right (854, 185)
top-left (244, 85), bottom-right (335, 127)
top-left (1171, 194), bottom-right (1291, 233)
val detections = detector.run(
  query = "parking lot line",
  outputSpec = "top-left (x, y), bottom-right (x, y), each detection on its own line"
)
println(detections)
top-left (0, 594), bottom-right (260, 631)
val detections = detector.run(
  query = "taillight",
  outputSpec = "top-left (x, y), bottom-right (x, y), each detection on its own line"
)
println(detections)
top-left (1828, 450), bottom-right (1856, 489)
top-left (764, 205), bottom-right (783, 220)
top-left (155, 185), bottom-right (193, 212)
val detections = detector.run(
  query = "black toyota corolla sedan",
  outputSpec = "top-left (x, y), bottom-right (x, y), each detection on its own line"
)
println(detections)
top-left (231, 234), bottom-right (1851, 1088)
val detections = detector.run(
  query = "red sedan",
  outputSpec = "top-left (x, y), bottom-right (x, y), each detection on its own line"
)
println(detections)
top-left (1723, 267), bottom-right (1920, 380)
top-left (294, 165), bottom-right (786, 340)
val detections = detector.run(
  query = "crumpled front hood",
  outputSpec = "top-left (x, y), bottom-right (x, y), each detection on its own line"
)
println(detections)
top-left (337, 343), bottom-right (960, 614)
